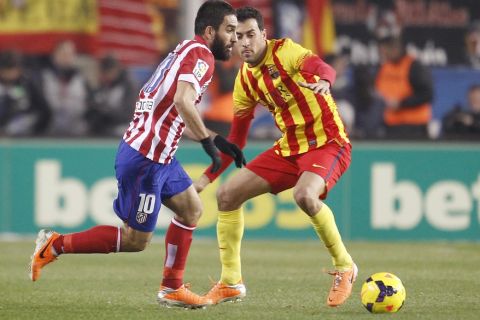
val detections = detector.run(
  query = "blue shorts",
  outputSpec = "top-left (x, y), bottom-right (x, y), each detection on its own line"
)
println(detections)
top-left (113, 141), bottom-right (192, 232)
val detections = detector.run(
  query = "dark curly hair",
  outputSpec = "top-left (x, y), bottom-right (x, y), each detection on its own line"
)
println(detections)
top-left (236, 6), bottom-right (264, 30)
top-left (194, 0), bottom-right (236, 35)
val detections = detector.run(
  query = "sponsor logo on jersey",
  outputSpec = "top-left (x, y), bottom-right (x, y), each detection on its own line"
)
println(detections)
top-left (193, 59), bottom-right (209, 81)
top-left (135, 99), bottom-right (155, 112)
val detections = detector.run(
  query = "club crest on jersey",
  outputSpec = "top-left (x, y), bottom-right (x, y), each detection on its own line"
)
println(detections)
top-left (267, 64), bottom-right (280, 79)
top-left (193, 59), bottom-right (209, 81)
top-left (136, 211), bottom-right (149, 224)
top-left (135, 98), bottom-right (155, 112)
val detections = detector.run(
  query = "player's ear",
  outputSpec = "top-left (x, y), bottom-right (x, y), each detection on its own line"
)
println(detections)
top-left (204, 26), bottom-right (216, 41)
top-left (261, 28), bottom-right (267, 40)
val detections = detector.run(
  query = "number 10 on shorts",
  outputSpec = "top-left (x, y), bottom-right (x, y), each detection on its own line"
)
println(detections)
top-left (136, 193), bottom-right (156, 224)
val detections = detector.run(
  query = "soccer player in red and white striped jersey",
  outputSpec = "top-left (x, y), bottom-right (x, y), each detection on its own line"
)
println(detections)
top-left (29, 0), bottom-right (245, 309)
top-left (195, 6), bottom-right (357, 307)
top-left (123, 33), bottom-right (218, 163)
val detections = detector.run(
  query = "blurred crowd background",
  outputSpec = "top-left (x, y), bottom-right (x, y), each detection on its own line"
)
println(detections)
top-left (1, 0), bottom-right (479, 141)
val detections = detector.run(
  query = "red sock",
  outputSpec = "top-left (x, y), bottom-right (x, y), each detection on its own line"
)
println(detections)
top-left (161, 218), bottom-right (195, 289)
top-left (52, 226), bottom-right (121, 254)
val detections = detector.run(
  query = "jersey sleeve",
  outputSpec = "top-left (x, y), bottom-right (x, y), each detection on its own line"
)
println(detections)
top-left (279, 38), bottom-right (313, 73)
top-left (177, 47), bottom-right (215, 95)
top-left (299, 54), bottom-right (336, 85)
top-left (279, 38), bottom-right (336, 85)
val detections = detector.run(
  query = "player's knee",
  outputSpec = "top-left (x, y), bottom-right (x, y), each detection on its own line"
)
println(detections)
top-left (188, 204), bottom-right (203, 224)
top-left (122, 238), bottom-right (149, 252)
top-left (293, 188), bottom-right (318, 216)
top-left (293, 190), bottom-right (309, 209)
top-left (216, 185), bottom-right (237, 211)
top-left (184, 198), bottom-right (203, 225)
top-left (132, 240), bottom-right (148, 252)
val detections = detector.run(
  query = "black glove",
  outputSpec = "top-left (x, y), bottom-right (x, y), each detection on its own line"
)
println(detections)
top-left (214, 135), bottom-right (246, 168)
top-left (200, 137), bottom-right (222, 173)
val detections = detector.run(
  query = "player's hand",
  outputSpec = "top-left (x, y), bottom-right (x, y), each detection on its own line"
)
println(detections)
top-left (214, 135), bottom-right (247, 168)
top-left (297, 79), bottom-right (330, 95)
top-left (200, 137), bottom-right (222, 173)
top-left (193, 174), bottom-right (210, 193)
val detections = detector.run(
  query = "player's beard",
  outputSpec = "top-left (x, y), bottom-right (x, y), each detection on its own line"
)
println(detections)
top-left (211, 35), bottom-right (231, 61)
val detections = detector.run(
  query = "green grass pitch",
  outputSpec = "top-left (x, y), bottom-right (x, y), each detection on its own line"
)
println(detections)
top-left (1, 239), bottom-right (479, 319)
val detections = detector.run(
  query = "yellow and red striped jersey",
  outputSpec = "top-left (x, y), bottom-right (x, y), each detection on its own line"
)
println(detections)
top-left (233, 38), bottom-right (349, 157)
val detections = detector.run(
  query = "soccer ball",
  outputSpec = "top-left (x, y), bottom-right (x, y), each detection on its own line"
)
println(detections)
top-left (360, 272), bottom-right (406, 313)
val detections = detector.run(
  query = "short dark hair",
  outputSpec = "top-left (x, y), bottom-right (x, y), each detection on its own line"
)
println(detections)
top-left (194, 0), bottom-right (235, 35)
top-left (236, 6), bottom-right (264, 30)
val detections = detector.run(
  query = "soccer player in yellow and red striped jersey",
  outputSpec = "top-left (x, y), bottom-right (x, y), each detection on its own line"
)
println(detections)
top-left (195, 6), bottom-right (357, 307)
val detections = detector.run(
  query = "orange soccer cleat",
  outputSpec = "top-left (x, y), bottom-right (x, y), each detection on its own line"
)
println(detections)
top-left (326, 263), bottom-right (358, 307)
top-left (204, 280), bottom-right (246, 304)
top-left (29, 229), bottom-right (61, 281)
top-left (157, 284), bottom-right (213, 309)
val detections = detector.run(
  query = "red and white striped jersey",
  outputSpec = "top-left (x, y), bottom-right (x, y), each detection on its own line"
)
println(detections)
top-left (123, 35), bottom-right (215, 163)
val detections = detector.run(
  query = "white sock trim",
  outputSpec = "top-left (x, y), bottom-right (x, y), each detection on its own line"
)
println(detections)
top-left (171, 218), bottom-right (196, 231)
top-left (116, 226), bottom-right (121, 252)
top-left (165, 243), bottom-right (178, 268)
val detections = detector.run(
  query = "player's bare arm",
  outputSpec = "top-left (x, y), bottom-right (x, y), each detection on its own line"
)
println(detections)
top-left (174, 80), bottom-right (210, 141)
top-left (175, 80), bottom-right (221, 172)
top-left (183, 127), bottom-right (217, 141)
